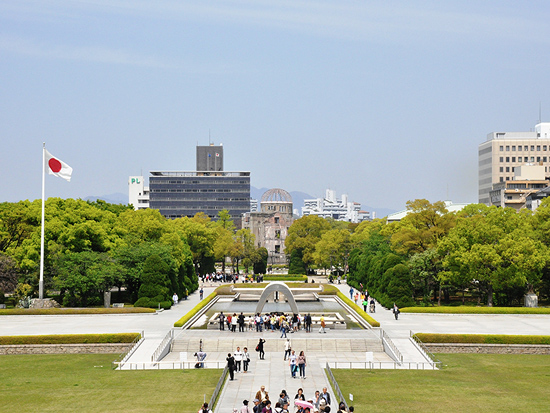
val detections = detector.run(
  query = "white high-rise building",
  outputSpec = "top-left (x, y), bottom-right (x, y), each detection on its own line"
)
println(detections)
top-left (301, 189), bottom-right (370, 223)
top-left (479, 122), bottom-right (550, 205)
top-left (128, 176), bottom-right (149, 210)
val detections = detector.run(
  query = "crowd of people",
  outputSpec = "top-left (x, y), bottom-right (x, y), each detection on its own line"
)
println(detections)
top-left (216, 312), bottom-right (328, 334)
top-left (199, 272), bottom-right (266, 284)
top-left (199, 385), bottom-right (355, 413)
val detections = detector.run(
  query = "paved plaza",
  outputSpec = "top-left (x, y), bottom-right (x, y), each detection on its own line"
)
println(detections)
top-left (1, 280), bottom-right (550, 412)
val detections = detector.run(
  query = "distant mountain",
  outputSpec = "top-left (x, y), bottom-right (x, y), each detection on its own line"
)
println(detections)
top-left (84, 193), bottom-right (128, 205)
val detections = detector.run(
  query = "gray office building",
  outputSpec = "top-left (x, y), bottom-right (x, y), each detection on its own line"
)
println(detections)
top-left (196, 144), bottom-right (224, 171)
top-left (148, 171), bottom-right (250, 225)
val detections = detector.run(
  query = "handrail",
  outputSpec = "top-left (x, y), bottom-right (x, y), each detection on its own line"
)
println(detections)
top-left (380, 329), bottom-right (403, 364)
top-left (111, 331), bottom-right (144, 370)
top-left (151, 329), bottom-right (174, 362)
top-left (326, 361), bottom-right (439, 370)
top-left (326, 363), bottom-right (347, 409)
top-left (209, 366), bottom-right (229, 409)
top-left (410, 331), bottom-right (442, 368)
top-left (112, 360), bottom-right (227, 370)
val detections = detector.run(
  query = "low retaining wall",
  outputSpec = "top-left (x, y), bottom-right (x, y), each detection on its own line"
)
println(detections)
top-left (425, 343), bottom-right (550, 355)
top-left (0, 343), bottom-right (132, 355)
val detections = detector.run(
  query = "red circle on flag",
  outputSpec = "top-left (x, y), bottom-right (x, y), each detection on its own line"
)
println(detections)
top-left (49, 158), bottom-right (62, 173)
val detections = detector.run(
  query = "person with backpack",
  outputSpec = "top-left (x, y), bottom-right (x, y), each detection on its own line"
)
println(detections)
top-left (256, 338), bottom-right (266, 360)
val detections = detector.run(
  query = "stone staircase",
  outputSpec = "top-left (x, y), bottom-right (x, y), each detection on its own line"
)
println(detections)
top-left (169, 337), bottom-right (384, 355)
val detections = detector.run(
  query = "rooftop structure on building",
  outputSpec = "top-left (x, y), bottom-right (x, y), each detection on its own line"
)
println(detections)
top-left (526, 186), bottom-right (550, 211)
top-left (386, 200), bottom-right (469, 223)
top-left (243, 188), bottom-right (294, 265)
top-left (478, 122), bottom-right (550, 205)
top-left (301, 189), bottom-right (370, 223)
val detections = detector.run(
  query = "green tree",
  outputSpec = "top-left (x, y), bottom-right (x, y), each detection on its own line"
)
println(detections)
top-left (285, 215), bottom-right (331, 272)
top-left (314, 229), bottom-right (352, 274)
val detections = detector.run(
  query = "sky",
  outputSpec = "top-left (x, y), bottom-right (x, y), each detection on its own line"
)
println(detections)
top-left (2, 1), bottom-right (550, 213)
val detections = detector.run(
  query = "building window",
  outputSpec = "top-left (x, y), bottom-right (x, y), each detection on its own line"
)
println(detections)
top-left (500, 145), bottom-right (504, 151)
top-left (500, 157), bottom-right (504, 162)
top-left (518, 146), bottom-right (522, 151)
top-left (525, 145), bottom-right (528, 151)
top-left (506, 157), bottom-right (510, 162)
top-left (506, 177), bottom-right (510, 181)
top-left (274, 217), bottom-right (279, 224)
top-left (537, 157), bottom-right (541, 162)
top-left (537, 146), bottom-right (541, 151)
top-left (512, 157), bottom-right (516, 162)
top-left (525, 157), bottom-right (529, 162)
top-left (506, 167), bottom-right (510, 172)
top-left (531, 145), bottom-right (535, 151)
top-left (499, 167), bottom-right (504, 172)
top-left (275, 245), bottom-right (280, 253)
top-left (531, 157), bottom-right (535, 162)
top-left (544, 146), bottom-right (548, 151)
top-left (544, 157), bottom-right (548, 162)
top-left (275, 230), bottom-right (281, 239)
top-left (500, 177), bottom-right (504, 182)
top-left (506, 145), bottom-right (510, 151)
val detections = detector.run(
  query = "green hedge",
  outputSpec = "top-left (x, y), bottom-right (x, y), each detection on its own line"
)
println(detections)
top-left (174, 290), bottom-right (218, 328)
top-left (264, 274), bottom-right (308, 282)
top-left (0, 308), bottom-right (156, 316)
top-left (0, 333), bottom-right (141, 345)
top-left (415, 333), bottom-right (550, 345)
top-left (335, 290), bottom-right (380, 328)
top-left (401, 306), bottom-right (550, 314)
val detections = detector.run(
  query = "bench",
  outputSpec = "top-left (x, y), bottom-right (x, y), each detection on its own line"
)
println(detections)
top-left (112, 303), bottom-right (124, 308)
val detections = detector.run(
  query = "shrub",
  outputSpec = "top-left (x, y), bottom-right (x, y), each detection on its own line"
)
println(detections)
top-left (174, 290), bottom-right (218, 327)
top-left (335, 290), bottom-right (380, 327)
top-left (415, 333), bottom-right (550, 345)
top-left (400, 306), bottom-right (550, 314)
top-left (0, 307), bottom-right (155, 315)
top-left (264, 274), bottom-right (308, 282)
top-left (0, 333), bottom-right (141, 345)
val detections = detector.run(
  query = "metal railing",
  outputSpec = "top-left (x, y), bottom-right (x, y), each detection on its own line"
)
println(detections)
top-left (151, 329), bottom-right (175, 362)
top-left (326, 361), bottom-right (440, 370)
top-left (326, 363), bottom-right (347, 408)
top-left (209, 366), bottom-right (229, 409)
top-left (111, 331), bottom-right (144, 370)
top-left (381, 329), bottom-right (403, 364)
top-left (112, 360), bottom-right (227, 370)
top-left (410, 331), bottom-right (442, 369)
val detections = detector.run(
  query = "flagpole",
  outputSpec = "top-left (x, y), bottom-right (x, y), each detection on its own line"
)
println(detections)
top-left (39, 142), bottom-right (46, 300)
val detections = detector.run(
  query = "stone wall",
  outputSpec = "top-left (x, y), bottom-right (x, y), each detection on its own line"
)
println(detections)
top-left (0, 343), bottom-right (132, 355)
top-left (425, 343), bottom-right (550, 355)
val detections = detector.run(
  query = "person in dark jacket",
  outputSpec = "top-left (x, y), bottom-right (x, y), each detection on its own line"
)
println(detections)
top-left (226, 353), bottom-right (236, 380)
top-left (257, 338), bottom-right (266, 360)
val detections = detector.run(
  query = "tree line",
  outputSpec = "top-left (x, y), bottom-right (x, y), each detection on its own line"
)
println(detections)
top-left (0, 199), bottom-right (267, 308)
top-left (285, 200), bottom-right (550, 307)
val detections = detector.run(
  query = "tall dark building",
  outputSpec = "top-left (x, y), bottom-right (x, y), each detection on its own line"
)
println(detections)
top-left (149, 171), bottom-right (250, 225)
top-left (196, 144), bottom-right (224, 171)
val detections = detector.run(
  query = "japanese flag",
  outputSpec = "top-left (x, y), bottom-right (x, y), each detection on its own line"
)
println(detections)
top-left (45, 149), bottom-right (72, 182)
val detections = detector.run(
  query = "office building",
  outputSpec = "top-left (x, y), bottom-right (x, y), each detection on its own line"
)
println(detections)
top-left (128, 176), bottom-right (149, 210)
top-left (478, 122), bottom-right (550, 204)
top-left (129, 143), bottom-right (250, 226)
top-left (301, 189), bottom-right (371, 223)
top-left (489, 164), bottom-right (549, 210)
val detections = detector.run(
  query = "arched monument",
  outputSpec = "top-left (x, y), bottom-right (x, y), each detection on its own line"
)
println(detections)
top-left (255, 281), bottom-right (299, 314)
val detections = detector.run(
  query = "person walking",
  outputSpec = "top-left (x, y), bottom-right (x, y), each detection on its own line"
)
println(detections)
top-left (297, 350), bottom-right (307, 379)
top-left (320, 387), bottom-right (331, 406)
top-left (305, 314), bottom-right (312, 333)
top-left (238, 312), bottom-right (246, 332)
top-left (283, 338), bottom-right (291, 360)
top-left (231, 313), bottom-right (238, 332)
top-left (226, 353), bottom-right (236, 380)
top-left (199, 287), bottom-right (204, 300)
top-left (243, 347), bottom-right (251, 373)
top-left (349, 287), bottom-right (354, 300)
top-left (280, 320), bottom-right (287, 338)
top-left (255, 386), bottom-right (270, 410)
top-left (219, 312), bottom-right (225, 331)
top-left (198, 402), bottom-right (213, 413)
top-left (318, 315), bottom-right (326, 334)
top-left (294, 388), bottom-right (306, 401)
top-left (234, 346), bottom-right (243, 372)
top-left (393, 304), bottom-right (400, 320)
top-left (288, 350), bottom-right (297, 378)
top-left (257, 338), bottom-right (266, 360)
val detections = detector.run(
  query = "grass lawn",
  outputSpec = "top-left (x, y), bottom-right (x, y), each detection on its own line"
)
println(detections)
top-left (0, 354), bottom-right (221, 412)
top-left (332, 353), bottom-right (550, 413)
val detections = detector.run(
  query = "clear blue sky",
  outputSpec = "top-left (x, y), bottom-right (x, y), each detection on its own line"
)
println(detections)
top-left (2, 1), bottom-right (550, 212)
